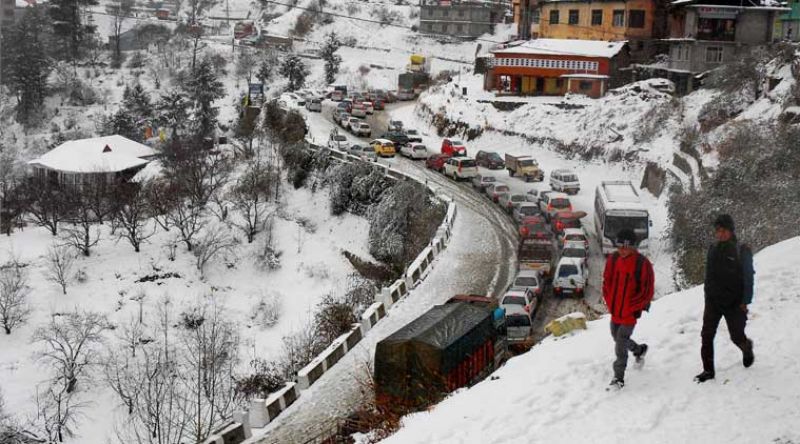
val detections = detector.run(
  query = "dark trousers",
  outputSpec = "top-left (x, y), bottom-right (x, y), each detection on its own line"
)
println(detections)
top-left (610, 322), bottom-right (640, 380)
top-left (701, 303), bottom-right (750, 372)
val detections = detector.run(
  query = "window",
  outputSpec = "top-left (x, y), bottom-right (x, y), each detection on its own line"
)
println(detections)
top-left (705, 46), bottom-right (723, 63)
top-left (458, 9), bottom-right (464, 17)
top-left (456, 24), bottom-right (463, 33)
top-left (568, 9), bottom-right (579, 25)
top-left (612, 10), bottom-right (624, 27)
top-left (591, 10), bottom-right (602, 25)
top-left (442, 9), bottom-right (449, 17)
top-left (442, 23), bottom-right (449, 32)
top-left (629, 10), bottom-right (645, 28)
top-left (549, 10), bottom-right (559, 24)
top-left (697, 18), bottom-right (736, 41)
top-left (674, 45), bottom-right (691, 61)
top-left (532, 10), bottom-right (540, 23)
top-left (579, 80), bottom-right (593, 91)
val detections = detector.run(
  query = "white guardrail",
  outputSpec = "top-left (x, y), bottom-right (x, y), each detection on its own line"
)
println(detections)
top-left (205, 143), bottom-right (458, 444)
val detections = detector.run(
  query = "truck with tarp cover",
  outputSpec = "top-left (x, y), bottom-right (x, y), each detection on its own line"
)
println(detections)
top-left (374, 301), bottom-right (501, 409)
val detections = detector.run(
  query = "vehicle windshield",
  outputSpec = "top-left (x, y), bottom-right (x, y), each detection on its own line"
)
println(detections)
top-left (551, 198), bottom-right (570, 209)
top-left (460, 160), bottom-right (476, 168)
top-left (558, 264), bottom-right (579, 278)
top-left (351, 144), bottom-right (362, 150)
top-left (514, 277), bottom-right (539, 287)
top-left (604, 215), bottom-right (649, 240)
top-left (565, 234), bottom-right (584, 242)
top-left (506, 314), bottom-right (531, 327)
top-left (451, 140), bottom-right (464, 146)
top-left (560, 219), bottom-right (582, 229)
top-left (489, 153), bottom-right (502, 161)
top-left (496, 186), bottom-right (510, 193)
top-left (360, 124), bottom-right (370, 128)
top-left (362, 147), bottom-right (373, 153)
top-left (502, 296), bottom-right (527, 306)
top-left (414, 146), bottom-right (427, 151)
top-left (483, 176), bottom-right (496, 183)
top-left (511, 195), bottom-right (526, 202)
top-left (563, 248), bottom-right (587, 258)
top-left (519, 244), bottom-right (552, 260)
top-left (407, 129), bottom-right (418, 135)
top-left (520, 159), bottom-right (537, 166)
top-left (334, 135), bottom-right (346, 141)
top-left (520, 206), bottom-right (539, 215)
top-left (564, 175), bottom-right (578, 182)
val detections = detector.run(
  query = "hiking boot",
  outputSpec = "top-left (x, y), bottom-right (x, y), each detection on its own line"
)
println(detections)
top-left (743, 339), bottom-right (755, 368)
top-left (608, 378), bottom-right (624, 390)
top-left (694, 371), bottom-right (715, 383)
top-left (634, 344), bottom-right (648, 364)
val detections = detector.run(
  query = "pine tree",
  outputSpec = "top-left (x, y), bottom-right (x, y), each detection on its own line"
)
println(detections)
top-left (256, 57), bottom-right (273, 85)
top-left (1, 6), bottom-right (51, 126)
top-left (279, 55), bottom-right (309, 92)
top-left (321, 31), bottom-right (342, 85)
top-left (122, 82), bottom-right (152, 121)
top-left (183, 58), bottom-right (225, 139)
top-left (156, 90), bottom-right (191, 140)
top-left (48, 0), bottom-right (99, 62)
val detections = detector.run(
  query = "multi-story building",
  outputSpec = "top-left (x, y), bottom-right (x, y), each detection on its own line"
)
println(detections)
top-left (779, 0), bottom-right (800, 41)
top-left (484, 38), bottom-right (629, 97)
top-left (666, 0), bottom-right (788, 74)
top-left (512, 0), bottom-right (540, 39)
top-left (2, 0), bottom-right (15, 27)
top-left (419, 0), bottom-right (510, 39)
top-left (536, 0), bottom-right (669, 62)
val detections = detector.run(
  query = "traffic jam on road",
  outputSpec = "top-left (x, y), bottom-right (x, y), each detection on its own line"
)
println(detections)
top-left (305, 86), bottom-right (652, 350)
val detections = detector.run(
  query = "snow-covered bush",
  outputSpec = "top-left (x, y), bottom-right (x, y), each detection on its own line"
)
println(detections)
top-left (315, 293), bottom-right (357, 345)
top-left (277, 319), bottom-right (327, 379)
top-left (301, 262), bottom-right (330, 280)
top-left (252, 291), bottom-right (282, 328)
top-left (235, 358), bottom-right (286, 401)
top-left (327, 163), bottom-right (391, 216)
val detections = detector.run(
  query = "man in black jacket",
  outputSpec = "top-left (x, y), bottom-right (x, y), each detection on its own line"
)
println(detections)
top-left (695, 214), bottom-right (755, 383)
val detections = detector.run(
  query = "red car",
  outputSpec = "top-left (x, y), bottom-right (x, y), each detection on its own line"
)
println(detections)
top-left (373, 99), bottom-right (385, 110)
top-left (426, 154), bottom-right (451, 172)
top-left (441, 138), bottom-right (467, 157)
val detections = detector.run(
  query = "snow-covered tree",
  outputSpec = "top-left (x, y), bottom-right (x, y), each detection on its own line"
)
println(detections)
top-left (0, 255), bottom-right (32, 334)
top-left (112, 182), bottom-right (156, 253)
top-left (48, 0), bottom-right (98, 62)
top-left (122, 82), bottom-right (153, 121)
top-left (183, 58), bottom-right (225, 139)
top-left (321, 31), bottom-right (342, 85)
top-left (229, 160), bottom-right (276, 243)
top-left (45, 244), bottom-right (75, 295)
top-left (279, 54), bottom-right (309, 92)
top-left (109, 0), bottom-right (134, 66)
top-left (155, 90), bottom-right (190, 140)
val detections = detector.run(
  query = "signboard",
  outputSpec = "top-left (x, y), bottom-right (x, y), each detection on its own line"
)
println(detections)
top-left (249, 83), bottom-right (264, 97)
top-left (696, 7), bottom-right (738, 19)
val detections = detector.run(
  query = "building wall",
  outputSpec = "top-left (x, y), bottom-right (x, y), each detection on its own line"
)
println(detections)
top-left (538, 0), bottom-right (657, 41)
top-left (735, 10), bottom-right (774, 44)
top-left (419, 4), bottom-right (504, 37)
top-left (2, 0), bottom-right (14, 27)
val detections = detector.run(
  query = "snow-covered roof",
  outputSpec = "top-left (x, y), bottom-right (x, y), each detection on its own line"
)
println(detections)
top-left (15, 0), bottom-right (45, 8)
top-left (130, 159), bottom-right (163, 183)
top-left (491, 39), bottom-right (627, 59)
top-left (28, 135), bottom-right (156, 174)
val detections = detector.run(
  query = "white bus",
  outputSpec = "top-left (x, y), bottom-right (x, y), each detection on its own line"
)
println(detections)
top-left (594, 181), bottom-right (651, 254)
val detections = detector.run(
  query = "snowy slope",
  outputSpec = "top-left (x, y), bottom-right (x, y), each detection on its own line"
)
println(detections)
top-left (382, 236), bottom-right (800, 444)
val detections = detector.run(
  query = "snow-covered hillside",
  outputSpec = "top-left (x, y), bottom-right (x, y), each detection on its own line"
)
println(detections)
top-left (381, 236), bottom-right (800, 444)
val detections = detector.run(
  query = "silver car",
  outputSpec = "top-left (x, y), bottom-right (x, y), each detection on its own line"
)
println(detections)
top-left (359, 144), bottom-right (377, 162)
top-left (472, 174), bottom-right (497, 193)
top-left (505, 306), bottom-right (533, 346)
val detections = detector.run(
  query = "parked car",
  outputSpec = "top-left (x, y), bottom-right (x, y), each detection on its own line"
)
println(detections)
top-left (333, 110), bottom-right (348, 125)
top-left (443, 157), bottom-right (478, 181)
top-left (336, 100), bottom-right (352, 113)
top-left (426, 154), bottom-right (450, 172)
top-left (471, 174), bottom-right (497, 193)
top-left (388, 120), bottom-right (404, 132)
top-left (500, 288), bottom-right (538, 316)
top-left (358, 144), bottom-right (378, 162)
top-left (441, 138), bottom-right (467, 157)
top-left (561, 227), bottom-right (589, 249)
top-left (381, 131), bottom-right (410, 147)
top-left (513, 202), bottom-right (542, 224)
top-left (348, 143), bottom-right (365, 157)
top-left (400, 143), bottom-right (429, 159)
top-left (371, 138), bottom-right (396, 157)
top-left (353, 122), bottom-right (372, 137)
top-left (340, 115), bottom-right (356, 129)
top-left (405, 129), bottom-right (423, 144)
top-left (351, 102), bottom-right (367, 118)
top-left (539, 192), bottom-right (572, 222)
top-left (505, 306), bottom-right (533, 347)
top-left (372, 99), bottom-right (385, 110)
top-left (551, 211), bottom-right (587, 243)
top-left (499, 193), bottom-right (531, 214)
top-left (475, 150), bottom-right (504, 169)
top-left (560, 242), bottom-right (588, 267)
top-left (363, 101), bottom-right (374, 114)
top-left (553, 257), bottom-right (589, 298)
top-left (512, 270), bottom-right (544, 298)
top-left (347, 117), bottom-right (363, 133)
top-left (486, 183), bottom-right (510, 203)
top-left (305, 98), bottom-right (322, 112)
top-left (550, 169), bottom-right (581, 194)
top-left (328, 133), bottom-right (349, 150)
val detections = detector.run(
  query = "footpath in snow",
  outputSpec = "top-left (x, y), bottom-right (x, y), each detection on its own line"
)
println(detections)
top-left (382, 237), bottom-right (800, 444)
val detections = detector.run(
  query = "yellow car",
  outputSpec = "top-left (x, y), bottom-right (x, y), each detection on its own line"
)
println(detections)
top-left (371, 138), bottom-right (396, 157)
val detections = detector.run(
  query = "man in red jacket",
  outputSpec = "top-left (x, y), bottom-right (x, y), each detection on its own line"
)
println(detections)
top-left (602, 228), bottom-right (655, 390)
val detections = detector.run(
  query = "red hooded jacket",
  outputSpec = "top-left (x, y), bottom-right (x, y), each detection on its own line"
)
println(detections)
top-left (602, 251), bottom-right (655, 325)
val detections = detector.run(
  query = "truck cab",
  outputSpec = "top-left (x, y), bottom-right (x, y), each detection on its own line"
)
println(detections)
top-left (505, 154), bottom-right (544, 182)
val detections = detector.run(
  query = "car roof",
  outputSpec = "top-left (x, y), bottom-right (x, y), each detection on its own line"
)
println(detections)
top-left (558, 257), bottom-right (584, 267)
top-left (453, 156), bottom-right (475, 161)
top-left (549, 192), bottom-right (570, 199)
top-left (563, 228), bottom-right (585, 235)
top-left (504, 305), bottom-right (530, 316)
top-left (552, 168), bottom-right (576, 174)
top-left (409, 142), bottom-right (426, 147)
top-left (503, 289), bottom-right (530, 297)
top-left (372, 138), bottom-right (393, 144)
top-left (516, 269), bottom-right (540, 278)
top-left (519, 202), bottom-right (538, 208)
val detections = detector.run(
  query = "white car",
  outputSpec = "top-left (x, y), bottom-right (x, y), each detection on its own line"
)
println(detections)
top-left (552, 257), bottom-right (589, 298)
top-left (351, 103), bottom-right (367, 118)
top-left (550, 169), bottom-right (581, 195)
top-left (363, 101), bottom-right (374, 114)
top-left (358, 144), bottom-right (377, 162)
top-left (512, 270), bottom-right (544, 298)
top-left (400, 143), bottom-right (429, 159)
top-left (443, 156), bottom-right (478, 181)
top-left (561, 228), bottom-right (589, 249)
top-left (328, 133), bottom-right (349, 151)
top-left (560, 242), bottom-right (588, 267)
top-left (500, 288), bottom-right (537, 316)
top-left (353, 122), bottom-right (372, 137)
top-left (505, 305), bottom-right (533, 345)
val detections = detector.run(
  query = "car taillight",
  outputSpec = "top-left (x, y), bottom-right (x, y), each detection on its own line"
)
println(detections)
top-left (520, 227), bottom-right (529, 237)
top-left (547, 204), bottom-right (553, 211)
top-left (576, 287), bottom-right (584, 294)
top-left (556, 221), bottom-right (564, 231)
top-left (554, 287), bottom-right (561, 294)
top-left (535, 288), bottom-right (542, 295)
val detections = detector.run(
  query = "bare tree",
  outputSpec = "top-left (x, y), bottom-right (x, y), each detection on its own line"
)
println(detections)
top-left (45, 244), bottom-right (76, 295)
top-left (32, 384), bottom-right (87, 443)
top-left (177, 300), bottom-right (239, 442)
top-left (113, 182), bottom-right (156, 253)
top-left (185, 0), bottom-right (220, 70)
top-left (147, 179), bottom-right (205, 252)
top-left (0, 255), bottom-right (32, 334)
top-left (192, 227), bottom-right (235, 278)
top-left (229, 160), bottom-right (275, 243)
top-left (22, 178), bottom-right (66, 236)
top-left (277, 318), bottom-right (326, 380)
top-left (109, 0), bottom-right (135, 66)
top-left (33, 311), bottom-right (110, 394)
top-left (60, 182), bottom-right (112, 257)
top-left (235, 49), bottom-right (257, 85)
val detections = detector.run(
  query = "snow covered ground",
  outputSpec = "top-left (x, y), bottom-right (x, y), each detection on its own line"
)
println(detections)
top-left (382, 236), bottom-right (800, 444)
top-left (0, 180), bottom-right (372, 442)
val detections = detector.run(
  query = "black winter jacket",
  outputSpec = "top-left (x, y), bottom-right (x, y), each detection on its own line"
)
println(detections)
top-left (704, 238), bottom-right (754, 307)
